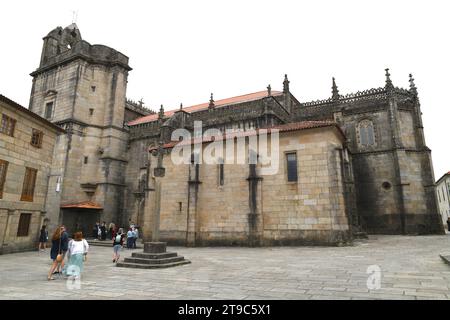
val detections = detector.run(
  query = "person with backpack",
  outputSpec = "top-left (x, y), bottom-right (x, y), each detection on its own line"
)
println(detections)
top-left (112, 228), bottom-right (125, 263)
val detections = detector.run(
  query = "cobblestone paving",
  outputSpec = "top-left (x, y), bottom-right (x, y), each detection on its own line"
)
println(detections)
top-left (0, 235), bottom-right (450, 300)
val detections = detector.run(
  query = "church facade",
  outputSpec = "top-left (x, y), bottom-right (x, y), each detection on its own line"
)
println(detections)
top-left (24, 24), bottom-right (444, 246)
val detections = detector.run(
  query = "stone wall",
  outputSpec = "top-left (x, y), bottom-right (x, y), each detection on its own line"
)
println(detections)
top-left (297, 91), bottom-right (444, 235)
top-left (0, 98), bottom-right (60, 254)
top-left (143, 126), bottom-right (351, 246)
top-left (29, 37), bottom-right (131, 235)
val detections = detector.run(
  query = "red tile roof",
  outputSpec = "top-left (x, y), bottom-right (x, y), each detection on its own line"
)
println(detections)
top-left (61, 201), bottom-right (103, 210)
top-left (149, 120), bottom-right (343, 151)
top-left (127, 90), bottom-right (282, 126)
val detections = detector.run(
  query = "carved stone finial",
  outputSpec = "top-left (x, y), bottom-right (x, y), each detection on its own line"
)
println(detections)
top-left (180, 102), bottom-right (183, 110)
top-left (332, 77), bottom-right (340, 101)
top-left (409, 73), bottom-right (418, 95)
top-left (208, 93), bottom-right (215, 109)
top-left (385, 68), bottom-right (394, 90)
top-left (138, 98), bottom-right (144, 107)
top-left (158, 104), bottom-right (164, 119)
top-left (267, 84), bottom-right (272, 96)
top-left (283, 74), bottom-right (290, 93)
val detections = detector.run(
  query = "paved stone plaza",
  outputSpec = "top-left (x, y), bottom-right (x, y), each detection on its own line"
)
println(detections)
top-left (0, 235), bottom-right (450, 300)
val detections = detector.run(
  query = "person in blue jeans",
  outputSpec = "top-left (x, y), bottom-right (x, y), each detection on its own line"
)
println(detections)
top-left (112, 228), bottom-right (125, 263)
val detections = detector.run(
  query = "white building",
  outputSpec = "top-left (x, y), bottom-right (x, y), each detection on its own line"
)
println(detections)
top-left (436, 172), bottom-right (450, 229)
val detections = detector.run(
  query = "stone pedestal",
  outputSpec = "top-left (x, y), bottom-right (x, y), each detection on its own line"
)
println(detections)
top-left (116, 242), bottom-right (190, 269)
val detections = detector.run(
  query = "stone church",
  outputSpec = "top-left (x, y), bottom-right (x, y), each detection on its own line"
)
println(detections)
top-left (25, 24), bottom-right (444, 246)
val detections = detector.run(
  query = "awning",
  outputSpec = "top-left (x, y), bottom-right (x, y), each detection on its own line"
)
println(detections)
top-left (60, 201), bottom-right (103, 210)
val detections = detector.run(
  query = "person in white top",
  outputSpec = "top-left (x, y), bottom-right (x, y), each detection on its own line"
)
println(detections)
top-left (64, 232), bottom-right (89, 279)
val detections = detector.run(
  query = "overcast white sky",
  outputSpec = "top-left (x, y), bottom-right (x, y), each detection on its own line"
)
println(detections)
top-left (1, 0), bottom-right (448, 179)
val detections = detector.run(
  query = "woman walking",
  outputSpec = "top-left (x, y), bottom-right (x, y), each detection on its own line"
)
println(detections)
top-left (47, 226), bottom-right (65, 281)
top-left (38, 225), bottom-right (48, 251)
top-left (112, 228), bottom-right (125, 263)
top-left (64, 232), bottom-right (89, 280)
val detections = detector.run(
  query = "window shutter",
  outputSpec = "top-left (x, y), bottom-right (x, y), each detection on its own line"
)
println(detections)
top-left (21, 168), bottom-right (37, 202)
top-left (17, 213), bottom-right (32, 237)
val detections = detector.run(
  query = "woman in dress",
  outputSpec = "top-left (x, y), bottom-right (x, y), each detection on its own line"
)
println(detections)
top-left (47, 226), bottom-right (64, 281)
top-left (64, 232), bottom-right (89, 280)
top-left (38, 225), bottom-right (48, 251)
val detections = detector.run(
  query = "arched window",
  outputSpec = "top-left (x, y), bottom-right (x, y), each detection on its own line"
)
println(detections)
top-left (358, 120), bottom-right (375, 147)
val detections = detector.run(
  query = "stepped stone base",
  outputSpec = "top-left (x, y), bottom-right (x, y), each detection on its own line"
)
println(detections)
top-left (116, 242), bottom-right (190, 269)
top-left (353, 232), bottom-right (368, 239)
top-left (439, 254), bottom-right (450, 266)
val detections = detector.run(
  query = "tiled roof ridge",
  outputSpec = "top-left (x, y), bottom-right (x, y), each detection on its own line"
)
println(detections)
top-left (127, 90), bottom-right (282, 126)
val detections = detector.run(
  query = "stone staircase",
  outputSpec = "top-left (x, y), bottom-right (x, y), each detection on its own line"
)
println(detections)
top-left (86, 238), bottom-right (143, 249)
top-left (116, 242), bottom-right (190, 269)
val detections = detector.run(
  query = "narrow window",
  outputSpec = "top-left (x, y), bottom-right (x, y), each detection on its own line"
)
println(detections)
top-left (286, 152), bottom-right (298, 182)
top-left (1, 114), bottom-right (16, 137)
top-left (44, 102), bottom-right (53, 120)
top-left (84, 156), bottom-right (88, 164)
top-left (0, 160), bottom-right (8, 199)
top-left (21, 167), bottom-right (37, 202)
top-left (219, 163), bottom-right (224, 186)
top-left (360, 126), bottom-right (368, 145)
top-left (358, 120), bottom-right (375, 147)
top-left (367, 126), bottom-right (375, 145)
top-left (178, 202), bottom-right (182, 213)
top-left (89, 108), bottom-right (94, 116)
top-left (91, 86), bottom-right (96, 92)
top-left (17, 213), bottom-right (32, 237)
top-left (30, 129), bottom-right (43, 148)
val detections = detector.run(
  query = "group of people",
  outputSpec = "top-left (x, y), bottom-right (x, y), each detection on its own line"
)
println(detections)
top-left (42, 221), bottom-right (140, 281)
top-left (126, 226), bottom-right (139, 249)
top-left (92, 221), bottom-right (138, 243)
top-left (92, 221), bottom-right (108, 240)
top-left (45, 225), bottom-right (89, 281)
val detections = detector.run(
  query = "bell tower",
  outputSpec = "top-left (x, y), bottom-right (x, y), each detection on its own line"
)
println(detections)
top-left (29, 24), bottom-right (132, 235)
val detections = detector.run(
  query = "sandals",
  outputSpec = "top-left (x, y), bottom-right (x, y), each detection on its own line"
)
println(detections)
top-left (47, 277), bottom-right (55, 281)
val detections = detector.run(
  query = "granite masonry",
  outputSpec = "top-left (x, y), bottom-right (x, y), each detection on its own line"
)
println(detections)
top-left (0, 95), bottom-right (64, 254)
top-left (1, 23), bottom-right (443, 250)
